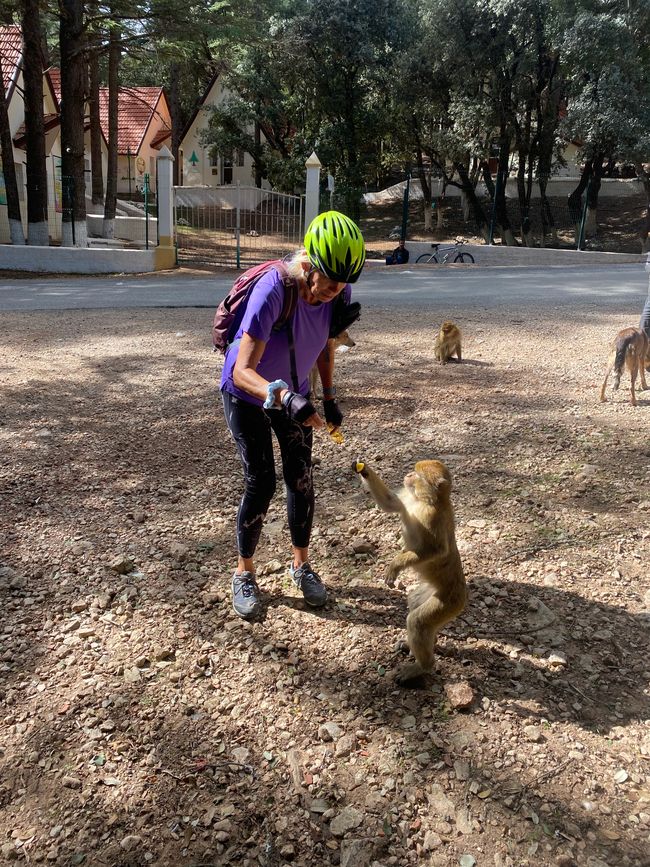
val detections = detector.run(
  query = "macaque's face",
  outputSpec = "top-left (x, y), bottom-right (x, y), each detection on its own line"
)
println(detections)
top-left (406, 461), bottom-right (451, 504)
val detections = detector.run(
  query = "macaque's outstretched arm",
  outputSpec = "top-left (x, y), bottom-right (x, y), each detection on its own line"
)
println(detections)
top-left (353, 461), bottom-right (406, 516)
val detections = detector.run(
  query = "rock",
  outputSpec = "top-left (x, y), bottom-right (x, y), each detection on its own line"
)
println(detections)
top-left (335, 734), bottom-right (357, 758)
top-left (453, 759), bottom-right (470, 781)
top-left (351, 540), bottom-right (375, 554)
top-left (123, 667), bottom-right (142, 683)
top-left (524, 725), bottom-right (544, 743)
top-left (153, 646), bottom-right (175, 661)
top-left (169, 543), bottom-right (190, 561)
top-left (548, 651), bottom-right (567, 666)
top-left (260, 558), bottom-right (284, 575)
top-left (62, 775), bottom-right (82, 789)
top-left (467, 519), bottom-right (487, 529)
top-left (427, 784), bottom-right (455, 819)
top-left (1, 841), bottom-right (18, 860)
top-left (108, 555), bottom-right (134, 575)
top-left (330, 806), bottom-right (364, 836)
top-left (340, 839), bottom-right (374, 867)
top-left (423, 831), bottom-right (443, 851)
top-left (444, 681), bottom-right (474, 709)
top-left (527, 597), bottom-right (556, 629)
top-left (120, 835), bottom-right (143, 851)
top-left (62, 618), bottom-right (81, 633)
top-left (309, 798), bottom-right (330, 813)
top-left (460, 856), bottom-right (476, 867)
top-left (318, 721), bottom-right (342, 742)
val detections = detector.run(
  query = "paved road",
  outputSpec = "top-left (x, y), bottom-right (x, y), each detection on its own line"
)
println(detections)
top-left (0, 263), bottom-right (647, 311)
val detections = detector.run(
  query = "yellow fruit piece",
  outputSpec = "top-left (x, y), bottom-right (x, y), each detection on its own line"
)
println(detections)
top-left (327, 424), bottom-right (344, 445)
top-left (355, 461), bottom-right (365, 472)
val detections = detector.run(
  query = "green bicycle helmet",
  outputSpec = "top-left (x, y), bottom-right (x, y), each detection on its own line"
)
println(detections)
top-left (304, 210), bottom-right (366, 283)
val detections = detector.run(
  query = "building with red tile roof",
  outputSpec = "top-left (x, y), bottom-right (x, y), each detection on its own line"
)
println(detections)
top-left (1, 25), bottom-right (62, 243)
top-left (0, 24), bottom-right (22, 102)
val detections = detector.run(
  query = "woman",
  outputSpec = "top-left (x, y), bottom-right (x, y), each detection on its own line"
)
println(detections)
top-left (221, 211), bottom-right (366, 618)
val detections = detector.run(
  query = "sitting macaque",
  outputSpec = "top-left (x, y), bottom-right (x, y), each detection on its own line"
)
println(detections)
top-left (353, 459), bottom-right (466, 687)
top-left (434, 320), bottom-right (462, 364)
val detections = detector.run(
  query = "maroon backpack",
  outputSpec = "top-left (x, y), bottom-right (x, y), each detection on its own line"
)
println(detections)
top-left (212, 259), bottom-right (298, 353)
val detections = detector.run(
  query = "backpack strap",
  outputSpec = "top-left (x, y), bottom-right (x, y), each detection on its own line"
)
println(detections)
top-left (269, 262), bottom-right (300, 391)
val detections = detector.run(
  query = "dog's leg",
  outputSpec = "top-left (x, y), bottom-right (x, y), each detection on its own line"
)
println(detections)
top-left (600, 356), bottom-right (614, 402)
top-left (640, 353), bottom-right (648, 391)
top-left (630, 359), bottom-right (638, 406)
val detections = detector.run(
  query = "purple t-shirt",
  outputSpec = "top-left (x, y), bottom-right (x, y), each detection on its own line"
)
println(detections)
top-left (220, 268), bottom-right (352, 407)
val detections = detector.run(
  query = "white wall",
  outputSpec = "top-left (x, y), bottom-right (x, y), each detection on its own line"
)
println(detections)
top-left (179, 77), bottom-right (259, 189)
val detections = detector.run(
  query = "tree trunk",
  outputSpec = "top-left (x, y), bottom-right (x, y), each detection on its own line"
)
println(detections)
top-left (414, 149), bottom-right (432, 232)
top-left (454, 161), bottom-right (489, 241)
top-left (568, 160), bottom-right (592, 243)
top-left (635, 165), bottom-right (650, 253)
top-left (494, 136), bottom-right (517, 246)
top-left (88, 39), bottom-right (104, 206)
top-left (538, 175), bottom-right (556, 248)
top-left (436, 181), bottom-right (446, 231)
top-left (60, 0), bottom-right (87, 246)
top-left (102, 18), bottom-right (119, 239)
top-left (22, 0), bottom-right (48, 245)
top-left (585, 154), bottom-right (604, 240)
top-left (0, 58), bottom-right (25, 243)
top-left (169, 61), bottom-right (181, 186)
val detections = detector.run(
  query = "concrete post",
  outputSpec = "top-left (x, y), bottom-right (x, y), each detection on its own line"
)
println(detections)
top-left (304, 151), bottom-right (322, 233)
top-left (155, 145), bottom-right (176, 269)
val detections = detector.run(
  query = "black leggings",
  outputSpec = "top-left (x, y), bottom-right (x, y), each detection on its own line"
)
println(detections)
top-left (222, 390), bottom-right (314, 558)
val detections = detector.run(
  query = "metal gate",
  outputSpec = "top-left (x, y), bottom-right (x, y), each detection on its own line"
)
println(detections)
top-left (174, 184), bottom-right (303, 268)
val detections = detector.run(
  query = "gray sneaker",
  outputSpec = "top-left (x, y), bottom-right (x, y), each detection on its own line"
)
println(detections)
top-left (232, 571), bottom-right (261, 618)
top-left (290, 563), bottom-right (328, 608)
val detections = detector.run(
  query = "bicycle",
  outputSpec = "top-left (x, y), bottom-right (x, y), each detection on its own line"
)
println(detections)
top-left (415, 238), bottom-right (475, 265)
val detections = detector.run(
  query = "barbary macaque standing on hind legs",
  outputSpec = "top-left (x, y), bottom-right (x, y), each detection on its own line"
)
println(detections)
top-left (353, 459), bottom-right (467, 687)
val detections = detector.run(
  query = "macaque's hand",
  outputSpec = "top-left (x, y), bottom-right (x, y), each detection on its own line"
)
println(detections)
top-left (352, 460), bottom-right (369, 478)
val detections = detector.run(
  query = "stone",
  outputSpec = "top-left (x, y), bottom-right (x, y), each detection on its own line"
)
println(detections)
top-left (108, 555), bottom-right (134, 575)
top-left (120, 835), bottom-right (143, 851)
top-left (318, 721), bottom-right (342, 742)
top-left (330, 806), bottom-right (364, 836)
top-left (444, 681), bottom-right (474, 709)
top-left (335, 734), bottom-right (357, 758)
top-left (340, 839), bottom-right (374, 867)
top-left (524, 726), bottom-right (544, 743)
top-left (62, 775), bottom-right (82, 789)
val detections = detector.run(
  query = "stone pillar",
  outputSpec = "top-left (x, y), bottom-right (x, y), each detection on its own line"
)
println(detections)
top-left (154, 145), bottom-right (176, 269)
top-left (304, 151), bottom-right (322, 233)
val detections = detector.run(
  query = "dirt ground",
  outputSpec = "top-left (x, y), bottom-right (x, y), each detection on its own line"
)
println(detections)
top-left (1, 297), bottom-right (650, 867)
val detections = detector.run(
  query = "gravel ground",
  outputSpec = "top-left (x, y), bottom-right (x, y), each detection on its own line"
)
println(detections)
top-left (1, 299), bottom-right (649, 867)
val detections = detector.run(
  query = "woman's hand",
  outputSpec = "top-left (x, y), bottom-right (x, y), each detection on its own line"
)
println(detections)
top-left (281, 391), bottom-right (324, 428)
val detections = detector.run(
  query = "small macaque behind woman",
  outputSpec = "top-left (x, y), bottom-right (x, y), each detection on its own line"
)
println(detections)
top-left (353, 459), bottom-right (467, 687)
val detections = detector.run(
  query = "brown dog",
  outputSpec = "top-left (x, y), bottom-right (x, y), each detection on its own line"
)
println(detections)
top-left (309, 329), bottom-right (356, 398)
top-left (600, 327), bottom-right (648, 406)
top-left (434, 321), bottom-right (462, 364)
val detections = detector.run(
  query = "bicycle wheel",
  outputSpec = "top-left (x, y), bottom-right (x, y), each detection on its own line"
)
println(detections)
top-left (454, 252), bottom-right (475, 264)
top-left (416, 253), bottom-right (437, 264)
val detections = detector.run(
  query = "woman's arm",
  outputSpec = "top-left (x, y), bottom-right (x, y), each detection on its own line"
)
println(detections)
top-left (316, 339), bottom-right (336, 398)
top-left (233, 333), bottom-right (323, 427)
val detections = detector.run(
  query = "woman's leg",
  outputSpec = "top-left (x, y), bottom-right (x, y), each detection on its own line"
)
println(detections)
top-left (268, 411), bottom-right (327, 607)
top-left (640, 287), bottom-right (650, 337)
top-left (268, 409), bottom-right (314, 556)
top-left (222, 392), bottom-right (276, 615)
